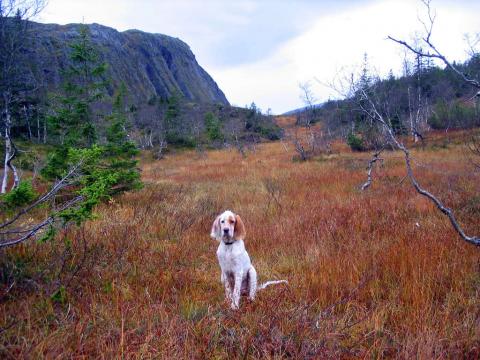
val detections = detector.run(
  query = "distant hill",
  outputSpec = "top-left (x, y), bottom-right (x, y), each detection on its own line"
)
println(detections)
top-left (26, 21), bottom-right (229, 105)
top-left (282, 103), bottom-right (325, 115)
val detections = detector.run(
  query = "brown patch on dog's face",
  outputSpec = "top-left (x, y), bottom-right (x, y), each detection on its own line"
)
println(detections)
top-left (234, 215), bottom-right (246, 241)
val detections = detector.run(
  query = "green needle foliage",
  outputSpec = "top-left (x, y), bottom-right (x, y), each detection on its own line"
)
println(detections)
top-left (204, 112), bottom-right (222, 142)
top-left (1, 180), bottom-right (37, 210)
top-left (43, 25), bottom-right (108, 179)
top-left (50, 25), bottom-right (107, 147)
top-left (36, 25), bottom-right (141, 240)
top-left (104, 83), bottom-right (142, 194)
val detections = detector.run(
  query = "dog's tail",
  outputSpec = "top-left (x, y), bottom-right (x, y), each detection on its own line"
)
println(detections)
top-left (258, 280), bottom-right (288, 290)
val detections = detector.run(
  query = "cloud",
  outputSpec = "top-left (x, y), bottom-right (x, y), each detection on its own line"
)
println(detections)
top-left (214, 0), bottom-right (480, 113)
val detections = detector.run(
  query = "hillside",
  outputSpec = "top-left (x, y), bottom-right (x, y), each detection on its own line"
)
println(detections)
top-left (298, 56), bottom-right (480, 140)
top-left (26, 21), bottom-right (228, 105)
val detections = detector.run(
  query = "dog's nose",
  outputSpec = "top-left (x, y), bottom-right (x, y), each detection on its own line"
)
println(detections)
top-left (223, 228), bottom-right (229, 234)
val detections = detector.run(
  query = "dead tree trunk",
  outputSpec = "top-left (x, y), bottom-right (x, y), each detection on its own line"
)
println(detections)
top-left (1, 127), bottom-right (11, 194)
top-left (407, 87), bottom-right (419, 143)
top-left (36, 110), bottom-right (40, 142)
top-left (360, 149), bottom-right (383, 190)
top-left (23, 104), bottom-right (32, 140)
top-left (43, 114), bottom-right (47, 143)
top-left (1, 96), bottom-right (19, 193)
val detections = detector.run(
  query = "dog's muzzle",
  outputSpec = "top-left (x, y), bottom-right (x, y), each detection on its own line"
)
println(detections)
top-left (222, 232), bottom-right (234, 245)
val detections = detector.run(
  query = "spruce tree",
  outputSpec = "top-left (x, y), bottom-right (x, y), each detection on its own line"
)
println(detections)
top-left (103, 83), bottom-right (142, 193)
top-left (43, 25), bottom-right (107, 179)
top-left (37, 25), bottom-right (141, 236)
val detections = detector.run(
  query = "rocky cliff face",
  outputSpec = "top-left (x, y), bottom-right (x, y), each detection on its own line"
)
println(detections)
top-left (28, 21), bottom-right (229, 105)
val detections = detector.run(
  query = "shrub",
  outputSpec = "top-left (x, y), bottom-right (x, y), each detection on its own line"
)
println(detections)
top-left (347, 132), bottom-right (365, 151)
top-left (1, 180), bottom-right (37, 209)
top-left (165, 133), bottom-right (197, 148)
top-left (429, 101), bottom-right (478, 129)
top-left (257, 124), bottom-right (282, 140)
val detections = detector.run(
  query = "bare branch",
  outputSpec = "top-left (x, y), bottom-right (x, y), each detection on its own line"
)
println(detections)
top-left (0, 162), bottom-right (82, 229)
top-left (0, 217), bottom-right (54, 248)
top-left (388, 1), bottom-right (480, 90)
top-left (388, 35), bottom-right (480, 89)
top-left (0, 195), bottom-right (83, 249)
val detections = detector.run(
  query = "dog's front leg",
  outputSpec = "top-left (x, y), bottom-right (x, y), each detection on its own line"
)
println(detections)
top-left (231, 271), bottom-right (243, 310)
top-left (222, 272), bottom-right (233, 302)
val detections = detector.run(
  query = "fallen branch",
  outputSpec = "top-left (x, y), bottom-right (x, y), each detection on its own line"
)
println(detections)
top-left (360, 149), bottom-right (383, 190)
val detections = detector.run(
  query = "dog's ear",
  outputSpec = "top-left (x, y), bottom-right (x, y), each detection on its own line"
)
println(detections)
top-left (234, 214), bottom-right (246, 240)
top-left (210, 215), bottom-right (221, 241)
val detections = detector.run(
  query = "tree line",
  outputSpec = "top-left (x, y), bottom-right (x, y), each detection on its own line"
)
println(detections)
top-left (307, 52), bottom-right (479, 151)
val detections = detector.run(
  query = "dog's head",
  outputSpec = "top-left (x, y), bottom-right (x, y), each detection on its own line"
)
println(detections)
top-left (210, 210), bottom-right (246, 244)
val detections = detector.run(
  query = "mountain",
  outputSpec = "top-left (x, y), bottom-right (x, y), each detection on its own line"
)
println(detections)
top-left (4, 20), bottom-right (283, 149)
top-left (26, 21), bottom-right (229, 105)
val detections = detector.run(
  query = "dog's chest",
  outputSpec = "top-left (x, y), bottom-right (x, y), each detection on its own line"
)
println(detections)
top-left (217, 243), bottom-right (250, 271)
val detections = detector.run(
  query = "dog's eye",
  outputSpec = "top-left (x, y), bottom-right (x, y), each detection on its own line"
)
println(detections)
top-left (221, 220), bottom-right (225, 224)
top-left (229, 220), bottom-right (235, 224)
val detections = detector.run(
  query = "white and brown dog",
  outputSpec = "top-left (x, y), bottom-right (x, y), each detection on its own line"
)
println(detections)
top-left (210, 210), bottom-right (287, 310)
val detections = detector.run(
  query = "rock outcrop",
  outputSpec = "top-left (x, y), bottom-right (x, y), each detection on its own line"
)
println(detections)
top-left (28, 21), bottom-right (229, 105)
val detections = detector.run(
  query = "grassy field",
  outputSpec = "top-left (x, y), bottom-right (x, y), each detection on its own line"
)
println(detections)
top-left (1, 130), bottom-right (479, 358)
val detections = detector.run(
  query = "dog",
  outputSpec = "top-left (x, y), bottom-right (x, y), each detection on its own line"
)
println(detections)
top-left (210, 210), bottom-right (287, 310)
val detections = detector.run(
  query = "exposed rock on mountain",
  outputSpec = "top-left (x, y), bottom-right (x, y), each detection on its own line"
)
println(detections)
top-left (28, 21), bottom-right (228, 105)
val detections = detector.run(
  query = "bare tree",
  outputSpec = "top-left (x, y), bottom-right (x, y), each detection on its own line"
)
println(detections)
top-left (0, 0), bottom-right (46, 193)
top-left (298, 81), bottom-right (317, 127)
top-left (388, 0), bottom-right (480, 92)
top-left (324, 1), bottom-right (480, 245)
top-left (297, 82), bottom-right (317, 152)
top-left (291, 126), bottom-right (310, 161)
top-left (290, 82), bottom-right (332, 161)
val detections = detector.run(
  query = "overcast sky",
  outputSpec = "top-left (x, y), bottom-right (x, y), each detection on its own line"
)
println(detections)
top-left (39, 0), bottom-right (480, 114)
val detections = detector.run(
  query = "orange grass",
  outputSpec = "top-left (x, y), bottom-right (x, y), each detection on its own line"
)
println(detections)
top-left (1, 136), bottom-right (479, 358)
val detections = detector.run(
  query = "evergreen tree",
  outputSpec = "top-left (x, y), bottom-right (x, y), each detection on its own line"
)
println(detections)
top-left (164, 89), bottom-right (182, 144)
top-left (51, 25), bottom-right (107, 147)
top-left (103, 83), bottom-right (142, 193)
top-left (204, 112), bottom-right (222, 141)
top-left (44, 25), bottom-right (107, 179)
top-left (37, 25), bottom-right (141, 238)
